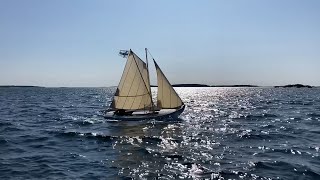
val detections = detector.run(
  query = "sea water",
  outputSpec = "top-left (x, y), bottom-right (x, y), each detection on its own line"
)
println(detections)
top-left (0, 87), bottom-right (319, 179)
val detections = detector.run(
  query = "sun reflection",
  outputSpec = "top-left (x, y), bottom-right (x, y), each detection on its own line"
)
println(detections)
top-left (99, 87), bottom-right (320, 179)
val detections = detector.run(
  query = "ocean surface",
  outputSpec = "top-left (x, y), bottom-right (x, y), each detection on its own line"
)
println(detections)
top-left (0, 87), bottom-right (320, 179)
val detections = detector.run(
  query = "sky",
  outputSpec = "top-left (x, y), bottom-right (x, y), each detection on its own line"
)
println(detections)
top-left (0, 0), bottom-right (319, 87)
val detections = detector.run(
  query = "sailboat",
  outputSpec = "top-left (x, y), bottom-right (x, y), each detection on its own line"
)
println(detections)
top-left (104, 49), bottom-right (185, 120)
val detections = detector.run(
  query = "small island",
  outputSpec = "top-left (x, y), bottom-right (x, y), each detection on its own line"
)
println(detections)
top-left (172, 84), bottom-right (210, 87)
top-left (151, 84), bottom-right (260, 87)
top-left (274, 84), bottom-right (312, 88)
top-left (211, 85), bottom-right (258, 87)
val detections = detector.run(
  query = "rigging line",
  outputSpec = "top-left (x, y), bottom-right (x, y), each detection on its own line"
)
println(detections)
top-left (110, 52), bottom-right (134, 109)
top-left (136, 73), bottom-right (148, 111)
top-left (154, 60), bottom-right (163, 109)
top-left (139, 86), bottom-right (147, 109)
top-left (132, 52), bottom-right (153, 110)
top-left (155, 61), bottom-right (164, 108)
top-left (148, 49), bottom-right (164, 109)
top-left (137, 87), bottom-right (145, 111)
top-left (145, 48), bottom-right (154, 111)
top-left (146, 49), bottom-right (156, 61)
top-left (129, 75), bottom-right (143, 109)
top-left (177, 92), bottom-right (179, 107)
top-left (145, 48), bottom-right (148, 68)
top-left (170, 84), bottom-right (172, 108)
top-left (162, 72), bottom-right (164, 109)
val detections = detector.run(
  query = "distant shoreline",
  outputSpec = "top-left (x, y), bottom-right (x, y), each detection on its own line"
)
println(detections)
top-left (0, 84), bottom-right (317, 88)
top-left (172, 84), bottom-right (259, 87)
top-left (0, 85), bottom-right (43, 88)
top-left (150, 84), bottom-right (260, 87)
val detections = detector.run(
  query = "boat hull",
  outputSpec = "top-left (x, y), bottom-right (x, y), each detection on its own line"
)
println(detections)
top-left (104, 105), bottom-right (185, 121)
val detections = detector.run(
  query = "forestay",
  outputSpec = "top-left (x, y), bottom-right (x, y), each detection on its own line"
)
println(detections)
top-left (110, 51), bottom-right (152, 110)
top-left (154, 60), bottom-right (183, 109)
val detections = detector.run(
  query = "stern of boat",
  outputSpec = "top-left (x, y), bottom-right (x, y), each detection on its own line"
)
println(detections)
top-left (170, 104), bottom-right (185, 118)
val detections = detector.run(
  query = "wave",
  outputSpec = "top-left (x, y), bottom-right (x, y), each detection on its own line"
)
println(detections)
top-left (166, 154), bottom-right (183, 160)
top-left (0, 159), bottom-right (69, 179)
top-left (244, 113), bottom-right (278, 119)
top-left (253, 147), bottom-right (317, 158)
top-left (0, 138), bottom-right (8, 144)
top-left (141, 136), bottom-right (162, 144)
top-left (54, 131), bottom-right (178, 145)
top-left (20, 136), bottom-right (50, 144)
top-left (253, 160), bottom-right (320, 179)
top-left (2, 87), bottom-right (320, 179)
top-left (239, 132), bottom-right (297, 140)
top-left (0, 122), bottom-right (12, 127)
top-left (55, 131), bottom-right (115, 142)
top-left (307, 113), bottom-right (320, 118)
top-left (2, 126), bottom-right (23, 132)
top-left (78, 120), bottom-right (96, 125)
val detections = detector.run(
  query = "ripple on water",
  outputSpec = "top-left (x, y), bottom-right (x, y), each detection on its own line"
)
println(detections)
top-left (252, 160), bottom-right (320, 179)
top-left (1, 87), bottom-right (320, 179)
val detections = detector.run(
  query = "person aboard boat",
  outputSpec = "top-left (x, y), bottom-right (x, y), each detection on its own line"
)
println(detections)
top-left (114, 109), bottom-right (133, 116)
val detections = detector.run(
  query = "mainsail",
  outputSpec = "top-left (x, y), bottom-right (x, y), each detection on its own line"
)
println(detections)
top-left (154, 59), bottom-right (183, 109)
top-left (110, 50), bottom-right (152, 110)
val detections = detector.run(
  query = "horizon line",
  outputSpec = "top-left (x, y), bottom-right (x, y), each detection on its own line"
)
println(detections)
top-left (1, 83), bottom-right (319, 88)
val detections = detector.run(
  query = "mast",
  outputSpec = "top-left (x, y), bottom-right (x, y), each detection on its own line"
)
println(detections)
top-left (145, 48), bottom-right (155, 111)
top-left (145, 48), bottom-right (148, 68)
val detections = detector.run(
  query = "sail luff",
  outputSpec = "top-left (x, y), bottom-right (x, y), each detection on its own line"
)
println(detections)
top-left (153, 59), bottom-right (183, 109)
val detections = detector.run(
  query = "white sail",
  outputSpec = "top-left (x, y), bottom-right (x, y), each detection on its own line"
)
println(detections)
top-left (110, 50), bottom-right (152, 110)
top-left (154, 60), bottom-right (183, 109)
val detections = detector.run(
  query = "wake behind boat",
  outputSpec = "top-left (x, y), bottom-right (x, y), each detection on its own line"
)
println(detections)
top-left (104, 49), bottom-right (185, 120)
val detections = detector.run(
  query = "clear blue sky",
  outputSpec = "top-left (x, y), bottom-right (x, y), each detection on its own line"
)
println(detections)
top-left (0, 0), bottom-right (319, 87)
